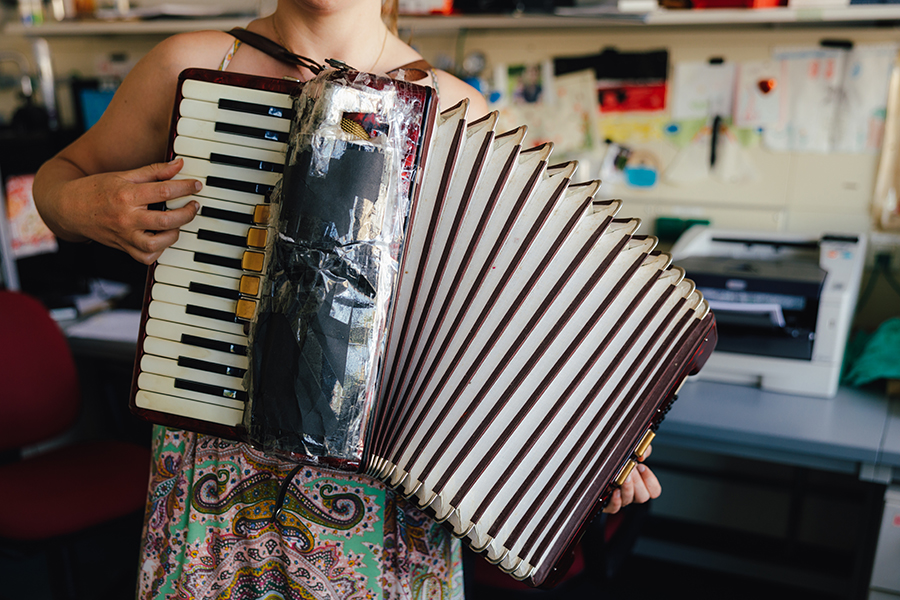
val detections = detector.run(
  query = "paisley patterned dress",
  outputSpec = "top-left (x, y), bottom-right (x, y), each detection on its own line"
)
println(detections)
top-left (136, 41), bottom-right (462, 600)
top-left (137, 427), bottom-right (464, 599)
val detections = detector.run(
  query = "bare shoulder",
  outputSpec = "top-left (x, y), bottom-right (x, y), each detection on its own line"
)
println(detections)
top-left (433, 70), bottom-right (489, 119)
top-left (110, 29), bottom-right (235, 114)
top-left (142, 30), bottom-right (237, 76)
top-left (59, 30), bottom-right (237, 174)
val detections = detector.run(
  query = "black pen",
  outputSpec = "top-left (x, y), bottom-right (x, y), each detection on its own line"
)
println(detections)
top-left (710, 114), bottom-right (722, 168)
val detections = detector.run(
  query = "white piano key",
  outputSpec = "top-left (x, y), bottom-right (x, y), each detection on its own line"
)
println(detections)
top-left (173, 136), bottom-right (285, 168)
top-left (143, 335), bottom-right (249, 371)
top-left (151, 282), bottom-right (238, 316)
top-left (140, 353), bottom-right (244, 391)
top-left (148, 299), bottom-right (246, 337)
top-left (134, 389), bottom-right (244, 427)
top-left (145, 317), bottom-right (248, 352)
top-left (170, 230), bottom-right (247, 260)
top-left (157, 246), bottom-right (244, 279)
top-left (176, 117), bottom-right (287, 153)
top-left (154, 264), bottom-right (240, 292)
top-left (178, 156), bottom-right (282, 188)
top-left (179, 98), bottom-right (291, 134)
top-left (137, 372), bottom-right (245, 409)
top-left (178, 213), bottom-right (255, 239)
top-left (166, 195), bottom-right (261, 219)
top-left (181, 79), bottom-right (294, 110)
top-left (172, 173), bottom-right (267, 206)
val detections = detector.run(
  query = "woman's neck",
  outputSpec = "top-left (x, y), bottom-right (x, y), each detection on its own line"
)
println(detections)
top-left (270, 0), bottom-right (389, 75)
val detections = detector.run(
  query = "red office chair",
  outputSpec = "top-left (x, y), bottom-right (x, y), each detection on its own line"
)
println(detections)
top-left (0, 290), bottom-right (151, 599)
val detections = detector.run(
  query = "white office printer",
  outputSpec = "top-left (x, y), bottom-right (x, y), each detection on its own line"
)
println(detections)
top-left (670, 226), bottom-right (867, 398)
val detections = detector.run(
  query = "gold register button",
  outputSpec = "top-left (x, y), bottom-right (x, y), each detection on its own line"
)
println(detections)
top-left (239, 275), bottom-right (261, 297)
top-left (235, 298), bottom-right (257, 321)
top-left (253, 205), bottom-right (270, 225)
top-left (246, 227), bottom-right (268, 249)
top-left (242, 251), bottom-right (265, 273)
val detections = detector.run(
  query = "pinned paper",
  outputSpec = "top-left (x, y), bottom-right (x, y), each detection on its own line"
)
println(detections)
top-left (762, 47), bottom-right (846, 153)
top-left (671, 61), bottom-right (737, 121)
top-left (733, 61), bottom-right (783, 129)
top-left (833, 43), bottom-right (899, 153)
top-left (763, 44), bottom-right (898, 153)
top-left (664, 118), bottom-right (759, 185)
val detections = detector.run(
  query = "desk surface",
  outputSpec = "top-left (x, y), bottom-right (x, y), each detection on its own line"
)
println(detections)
top-left (661, 379), bottom-right (897, 475)
top-left (881, 398), bottom-right (900, 467)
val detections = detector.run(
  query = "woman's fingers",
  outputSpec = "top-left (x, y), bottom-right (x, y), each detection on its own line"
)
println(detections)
top-left (602, 459), bottom-right (663, 514)
top-left (133, 197), bottom-right (200, 234)
top-left (603, 489), bottom-right (623, 514)
top-left (637, 463), bottom-right (662, 500)
top-left (87, 160), bottom-right (202, 263)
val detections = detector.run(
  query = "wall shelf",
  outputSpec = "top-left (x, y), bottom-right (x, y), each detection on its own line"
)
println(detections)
top-left (3, 16), bottom-right (254, 37)
top-left (6, 5), bottom-right (900, 38)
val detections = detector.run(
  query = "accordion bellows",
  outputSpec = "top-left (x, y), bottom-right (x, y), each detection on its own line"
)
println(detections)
top-left (131, 67), bottom-right (716, 588)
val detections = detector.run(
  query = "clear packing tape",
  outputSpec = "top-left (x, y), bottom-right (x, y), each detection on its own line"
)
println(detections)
top-left (242, 69), bottom-right (427, 465)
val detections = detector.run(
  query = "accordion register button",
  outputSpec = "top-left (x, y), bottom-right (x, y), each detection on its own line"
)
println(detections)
top-left (246, 227), bottom-right (268, 248)
top-left (635, 430), bottom-right (656, 458)
top-left (239, 275), bottom-right (261, 297)
top-left (252, 204), bottom-right (271, 224)
top-left (614, 459), bottom-right (637, 487)
top-left (242, 251), bottom-right (265, 272)
top-left (235, 298), bottom-right (257, 322)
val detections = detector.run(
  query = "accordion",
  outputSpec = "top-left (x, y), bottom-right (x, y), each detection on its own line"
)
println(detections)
top-left (130, 66), bottom-right (717, 587)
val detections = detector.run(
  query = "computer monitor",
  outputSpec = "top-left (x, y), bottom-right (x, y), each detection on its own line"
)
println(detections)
top-left (70, 78), bottom-right (119, 133)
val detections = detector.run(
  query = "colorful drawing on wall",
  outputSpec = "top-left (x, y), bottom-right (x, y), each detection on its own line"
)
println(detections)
top-left (497, 69), bottom-right (599, 156)
top-left (555, 48), bottom-right (669, 114)
top-left (4, 174), bottom-right (57, 259)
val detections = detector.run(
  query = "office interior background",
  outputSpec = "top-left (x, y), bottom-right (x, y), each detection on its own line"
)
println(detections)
top-left (0, 0), bottom-right (899, 598)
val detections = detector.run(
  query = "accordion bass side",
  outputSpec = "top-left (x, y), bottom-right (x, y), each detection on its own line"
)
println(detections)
top-left (130, 67), bottom-right (717, 587)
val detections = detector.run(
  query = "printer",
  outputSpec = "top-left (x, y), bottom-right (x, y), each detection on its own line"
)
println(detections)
top-left (670, 226), bottom-right (867, 398)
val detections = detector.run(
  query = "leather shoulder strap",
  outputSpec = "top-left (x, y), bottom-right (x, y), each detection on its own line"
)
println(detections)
top-left (227, 27), bottom-right (433, 82)
top-left (226, 28), bottom-right (323, 74)
top-left (387, 59), bottom-right (432, 82)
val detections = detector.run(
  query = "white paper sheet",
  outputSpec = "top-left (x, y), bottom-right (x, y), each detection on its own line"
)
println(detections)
top-left (671, 61), bottom-right (737, 121)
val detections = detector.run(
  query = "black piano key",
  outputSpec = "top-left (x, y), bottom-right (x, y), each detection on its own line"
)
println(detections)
top-left (218, 98), bottom-right (294, 120)
top-left (181, 333), bottom-right (248, 356)
top-left (175, 378), bottom-right (248, 402)
top-left (200, 205), bottom-right (254, 225)
top-left (206, 175), bottom-right (275, 197)
top-left (215, 122), bottom-right (288, 144)
top-left (197, 228), bottom-right (246, 248)
top-left (189, 281), bottom-right (241, 301)
top-left (177, 355), bottom-right (247, 378)
top-left (210, 152), bottom-right (284, 174)
top-left (193, 252), bottom-right (242, 271)
top-left (186, 303), bottom-right (240, 324)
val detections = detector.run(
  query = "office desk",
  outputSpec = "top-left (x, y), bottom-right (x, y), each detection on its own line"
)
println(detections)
top-left (655, 379), bottom-right (898, 600)
top-left (881, 398), bottom-right (900, 469)
top-left (661, 379), bottom-right (897, 478)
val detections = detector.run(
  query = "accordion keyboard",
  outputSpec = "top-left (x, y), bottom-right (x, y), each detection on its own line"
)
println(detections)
top-left (133, 79), bottom-right (294, 428)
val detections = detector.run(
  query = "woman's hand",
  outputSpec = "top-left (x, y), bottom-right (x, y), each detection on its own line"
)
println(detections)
top-left (50, 158), bottom-right (202, 265)
top-left (603, 444), bottom-right (662, 514)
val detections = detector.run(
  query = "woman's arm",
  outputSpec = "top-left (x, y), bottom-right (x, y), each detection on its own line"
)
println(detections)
top-left (434, 70), bottom-right (489, 119)
top-left (33, 31), bottom-right (234, 264)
